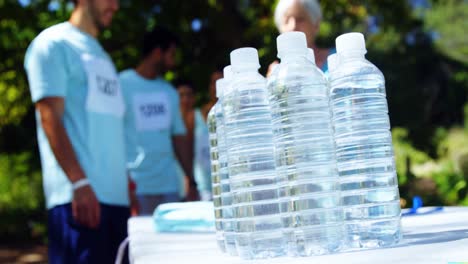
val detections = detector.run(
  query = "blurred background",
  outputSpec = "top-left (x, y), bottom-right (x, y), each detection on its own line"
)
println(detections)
top-left (0, 0), bottom-right (467, 261)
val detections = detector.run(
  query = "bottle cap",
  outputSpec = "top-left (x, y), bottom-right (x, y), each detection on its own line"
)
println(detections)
top-left (277, 31), bottom-right (307, 59)
top-left (230, 48), bottom-right (260, 71)
top-left (215, 78), bottom-right (224, 98)
top-left (307, 48), bottom-right (316, 64)
top-left (336, 32), bottom-right (367, 54)
top-left (223, 65), bottom-right (233, 81)
top-left (327, 53), bottom-right (338, 72)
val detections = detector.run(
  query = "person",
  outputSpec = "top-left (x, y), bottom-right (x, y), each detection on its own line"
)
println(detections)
top-left (120, 27), bottom-right (198, 216)
top-left (24, 0), bottom-right (130, 263)
top-left (269, 0), bottom-right (335, 74)
top-left (175, 79), bottom-right (212, 201)
top-left (201, 69), bottom-right (223, 120)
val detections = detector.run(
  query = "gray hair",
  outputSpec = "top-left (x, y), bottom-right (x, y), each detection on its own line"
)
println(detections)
top-left (274, 0), bottom-right (323, 29)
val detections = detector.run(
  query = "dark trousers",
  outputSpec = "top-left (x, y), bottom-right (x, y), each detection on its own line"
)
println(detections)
top-left (48, 203), bottom-right (130, 264)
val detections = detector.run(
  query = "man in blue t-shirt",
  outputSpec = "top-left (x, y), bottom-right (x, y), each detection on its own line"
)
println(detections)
top-left (24, 0), bottom-right (130, 263)
top-left (120, 27), bottom-right (198, 216)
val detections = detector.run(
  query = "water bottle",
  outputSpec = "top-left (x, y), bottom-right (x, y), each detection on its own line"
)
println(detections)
top-left (217, 66), bottom-right (238, 256)
top-left (224, 48), bottom-right (285, 259)
top-left (327, 53), bottom-right (338, 74)
top-left (329, 32), bottom-right (402, 249)
top-left (208, 78), bottom-right (225, 252)
top-left (326, 53), bottom-right (338, 79)
top-left (306, 48), bottom-right (315, 64)
top-left (267, 32), bottom-right (343, 256)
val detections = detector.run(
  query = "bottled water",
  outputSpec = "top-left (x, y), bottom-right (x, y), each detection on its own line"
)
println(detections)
top-left (329, 33), bottom-right (402, 249)
top-left (217, 66), bottom-right (237, 256)
top-left (327, 53), bottom-right (338, 74)
top-left (267, 32), bottom-right (343, 256)
top-left (306, 48), bottom-right (315, 63)
top-left (326, 53), bottom-right (338, 79)
top-left (208, 78), bottom-right (225, 253)
top-left (224, 48), bottom-right (285, 259)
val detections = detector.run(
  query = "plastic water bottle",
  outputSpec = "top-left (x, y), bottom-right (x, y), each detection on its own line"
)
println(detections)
top-left (224, 48), bottom-right (285, 259)
top-left (329, 33), bottom-right (402, 249)
top-left (327, 53), bottom-right (338, 74)
top-left (267, 32), bottom-right (343, 256)
top-left (217, 66), bottom-right (237, 256)
top-left (326, 53), bottom-right (338, 79)
top-left (208, 78), bottom-right (225, 253)
top-left (306, 48), bottom-right (315, 63)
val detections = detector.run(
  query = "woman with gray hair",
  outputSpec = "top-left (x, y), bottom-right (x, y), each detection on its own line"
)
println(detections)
top-left (269, 0), bottom-right (334, 74)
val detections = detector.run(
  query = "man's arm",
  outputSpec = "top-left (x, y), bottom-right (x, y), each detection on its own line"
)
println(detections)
top-left (36, 97), bottom-right (100, 228)
top-left (172, 135), bottom-right (198, 200)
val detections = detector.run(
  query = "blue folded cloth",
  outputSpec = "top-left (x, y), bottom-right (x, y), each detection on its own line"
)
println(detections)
top-left (153, 201), bottom-right (215, 232)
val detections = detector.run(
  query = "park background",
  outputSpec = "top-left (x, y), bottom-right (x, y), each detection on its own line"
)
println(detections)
top-left (0, 0), bottom-right (467, 262)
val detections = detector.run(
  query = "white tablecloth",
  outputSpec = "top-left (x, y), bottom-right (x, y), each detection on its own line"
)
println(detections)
top-left (128, 207), bottom-right (468, 264)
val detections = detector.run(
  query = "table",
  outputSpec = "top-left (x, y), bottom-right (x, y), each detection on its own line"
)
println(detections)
top-left (128, 207), bottom-right (468, 264)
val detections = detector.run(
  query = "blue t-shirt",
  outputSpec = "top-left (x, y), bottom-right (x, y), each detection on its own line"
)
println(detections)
top-left (193, 109), bottom-right (211, 193)
top-left (120, 69), bottom-right (186, 195)
top-left (175, 108), bottom-right (212, 199)
top-left (24, 22), bottom-right (129, 209)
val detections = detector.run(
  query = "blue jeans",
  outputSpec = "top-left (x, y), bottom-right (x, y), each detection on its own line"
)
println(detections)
top-left (136, 193), bottom-right (179, 216)
top-left (48, 203), bottom-right (130, 264)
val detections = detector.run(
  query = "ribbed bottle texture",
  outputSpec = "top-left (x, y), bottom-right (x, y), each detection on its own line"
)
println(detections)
top-left (208, 101), bottom-right (225, 252)
top-left (330, 33), bottom-right (402, 249)
top-left (267, 32), bottom-right (343, 256)
top-left (224, 48), bottom-right (286, 259)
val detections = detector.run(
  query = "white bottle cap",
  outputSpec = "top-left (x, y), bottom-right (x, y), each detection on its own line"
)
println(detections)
top-left (223, 65), bottom-right (233, 81)
top-left (277, 31), bottom-right (307, 59)
top-left (335, 32), bottom-right (367, 54)
top-left (230, 48), bottom-right (260, 72)
top-left (327, 53), bottom-right (338, 72)
top-left (215, 78), bottom-right (224, 98)
top-left (307, 48), bottom-right (316, 64)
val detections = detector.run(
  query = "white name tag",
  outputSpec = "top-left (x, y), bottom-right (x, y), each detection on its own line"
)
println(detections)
top-left (81, 54), bottom-right (125, 118)
top-left (133, 92), bottom-right (171, 131)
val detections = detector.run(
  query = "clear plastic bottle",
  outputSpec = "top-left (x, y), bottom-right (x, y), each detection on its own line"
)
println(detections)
top-left (325, 53), bottom-right (339, 80)
top-left (329, 32), bottom-right (402, 249)
top-left (267, 31), bottom-right (343, 256)
top-left (224, 48), bottom-right (285, 259)
top-left (327, 53), bottom-right (338, 74)
top-left (217, 66), bottom-right (237, 256)
top-left (208, 78), bottom-right (225, 253)
top-left (306, 48), bottom-right (315, 64)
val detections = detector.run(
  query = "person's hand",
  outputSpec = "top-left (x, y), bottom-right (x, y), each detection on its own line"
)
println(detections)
top-left (129, 187), bottom-right (139, 216)
top-left (186, 185), bottom-right (199, 201)
top-left (266, 60), bottom-right (279, 77)
top-left (72, 185), bottom-right (100, 228)
top-left (184, 176), bottom-right (199, 201)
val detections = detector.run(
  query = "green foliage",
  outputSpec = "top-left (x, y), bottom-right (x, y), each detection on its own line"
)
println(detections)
top-left (394, 99), bottom-right (468, 207)
top-left (393, 125), bottom-right (468, 207)
top-left (392, 127), bottom-right (431, 185)
top-left (0, 153), bottom-right (42, 211)
top-left (406, 119), bottom-right (468, 206)
top-left (0, 70), bottom-right (29, 126)
top-left (424, 0), bottom-right (468, 65)
top-left (0, 152), bottom-right (45, 241)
